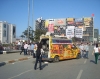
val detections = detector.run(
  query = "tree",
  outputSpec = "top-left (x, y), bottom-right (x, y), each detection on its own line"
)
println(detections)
top-left (34, 29), bottom-right (46, 42)
top-left (20, 35), bottom-right (25, 40)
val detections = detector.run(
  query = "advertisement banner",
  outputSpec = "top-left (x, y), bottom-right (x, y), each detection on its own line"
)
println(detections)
top-left (55, 19), bottom-right (66, 26)
top-left (84, 18), bottom-right (92, 26)
top-left (75, 18), bottom-right (83, 25)
top-left (67, 26), bottom-right (75, 29)
top-left (48, 24), bottom-right (54, 33)
top-left (66, 18), bottom-right (75, 25)
top-left (45, 19), bottom-right (55, 28)
top-left (75, 28), bottom-right (83, 38)
top-left (66, 29), bottom-right (74, 39)
top-left (67, 18), bottom-right (74, 21)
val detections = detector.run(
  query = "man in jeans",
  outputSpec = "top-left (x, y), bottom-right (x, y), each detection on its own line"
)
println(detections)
top-left (79, 43), bottom-right (84, 58)
top-left (84, 43), bottom-right (89, 59)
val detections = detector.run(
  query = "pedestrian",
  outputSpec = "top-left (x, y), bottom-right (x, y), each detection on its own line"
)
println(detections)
top-left (84, 43), bottom-right (89, 59)
top-left (34, 42), bottom-right (42, 70)
top-left (20, 42), bottom-right (24, 55)
top-left (24, 42), bottom-right (28, 55)
top-left (92, 43), bottom-right (100, 64)
top-left (30, 42), bottom-right (35, 56)
top-left (27, 43), bottom-right (31, 55)
top-left (79, 43), bottom-right (84, 58)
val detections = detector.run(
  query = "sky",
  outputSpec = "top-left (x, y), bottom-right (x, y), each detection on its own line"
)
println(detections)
top-left (0, 0), bottom-right (100, 37)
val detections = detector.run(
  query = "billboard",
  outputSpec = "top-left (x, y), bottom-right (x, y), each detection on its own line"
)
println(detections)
top-left (45, 19), bottom-right (55, 28)
top-left (84, 17), bottom-right (93, 26)
top-left (66, 29), bottom-right (74, 39)
top-left (55, 19), bottom-right (66, 26)
top-left (66, 18), bottom-right (75, 25)
top-left (48, 24), bottom-right (54, 33)
top-left (75, 28), bottom-right (83, 38)
top-left (75, 18), bottom-right (83, 26)
top-left (67, 26), bottom-right (75, 29)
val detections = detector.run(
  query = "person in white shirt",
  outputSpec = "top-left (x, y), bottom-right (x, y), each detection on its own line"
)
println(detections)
top-left (92, 43), bottom-right (100, 64)
top-left (79, 43), bottom-right (85, 58)
top-left (24, 42), bottom-right (28, 55)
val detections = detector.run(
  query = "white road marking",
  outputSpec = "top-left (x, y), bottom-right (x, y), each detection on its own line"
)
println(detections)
top-left (8, 69), bottom-right (33, 79)
top-left (84, 59), bottom-right (87, 64)
top-left (76, 70), bottom-right (83, 79)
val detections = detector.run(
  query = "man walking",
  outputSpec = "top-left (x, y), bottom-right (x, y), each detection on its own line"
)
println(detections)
top-left (34, 42), bottom-right (42, 70)
top-left (79, 43), bottom-right (84, 58)
top-left (84, 43), bottom-right (89, 59)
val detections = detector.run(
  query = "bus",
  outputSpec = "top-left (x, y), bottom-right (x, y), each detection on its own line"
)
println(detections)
top-left (40, 35), bottom-right (81, 62)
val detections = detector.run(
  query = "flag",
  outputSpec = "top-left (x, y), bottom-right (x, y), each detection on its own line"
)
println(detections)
top-left (92, 14), bottom-right (94, 17)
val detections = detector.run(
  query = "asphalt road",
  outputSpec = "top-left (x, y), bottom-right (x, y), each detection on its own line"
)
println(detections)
top-left (0, 46), bottom-right (100, 79)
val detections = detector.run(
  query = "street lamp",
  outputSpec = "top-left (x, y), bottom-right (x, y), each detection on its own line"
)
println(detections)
top-left (27, 0), bottom-right (30, 41)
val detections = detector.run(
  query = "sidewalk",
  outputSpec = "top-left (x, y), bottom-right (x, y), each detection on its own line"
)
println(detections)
top-left (0, 53), bottom-right (33, 66)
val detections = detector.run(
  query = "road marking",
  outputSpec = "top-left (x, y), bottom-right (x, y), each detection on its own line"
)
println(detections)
top-left (8, 69), bottom-right (33, 79)
top-left (84, 59), bottom-right (87, 64)
top-left (76, 70), bottom-right (83, 79)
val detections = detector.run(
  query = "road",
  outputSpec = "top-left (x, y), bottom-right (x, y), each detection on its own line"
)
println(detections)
top-left (0, 46), bottom-right (100, 79)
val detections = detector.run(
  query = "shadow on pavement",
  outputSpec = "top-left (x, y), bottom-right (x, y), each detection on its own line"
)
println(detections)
top-left (0, 62), bottom-right (6, 67)
top-left (90, 60), bottom-right (96, 64)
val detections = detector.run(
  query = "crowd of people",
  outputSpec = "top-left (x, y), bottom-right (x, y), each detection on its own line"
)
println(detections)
top-left (79, 42), bottom-right (100, 64)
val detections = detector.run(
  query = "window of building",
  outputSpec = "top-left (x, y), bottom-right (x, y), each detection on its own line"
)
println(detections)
top-left (3, 24), bottom-right (6, 28)
top-left (3, 30), bottom-right (6, 37)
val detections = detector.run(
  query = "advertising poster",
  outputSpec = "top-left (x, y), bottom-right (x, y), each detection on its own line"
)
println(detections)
top-left (48, 24), bottom-right (54, 33)
top-left (84, 18), bottom-right (92, 26)
top-left (66, 29), bottom-right (74, 39)
top-left (67, 26), bottom-right (75, 29)
top-left (75, 18), bottom-right (83, 25)
top-left (75, 28), bottom-right (83, 38)
top-left (45, 19), bottom-right (55, 28)
top-left (66, 18), bottom-right (75, 25)
top-left (55, 18), bottom-right (66, 26)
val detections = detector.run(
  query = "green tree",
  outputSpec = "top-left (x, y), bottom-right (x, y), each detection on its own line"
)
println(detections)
top-left (34, 29), bottom-right (46, 42)
top-left (20, 35), bottom-right (25, 40)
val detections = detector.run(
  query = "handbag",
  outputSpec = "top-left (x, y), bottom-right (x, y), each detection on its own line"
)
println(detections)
top-left (98, 48), bottom-right (100, 54)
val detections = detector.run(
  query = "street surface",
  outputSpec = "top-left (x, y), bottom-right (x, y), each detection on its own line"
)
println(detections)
top-left (0, 46), bottom-right (100, 79)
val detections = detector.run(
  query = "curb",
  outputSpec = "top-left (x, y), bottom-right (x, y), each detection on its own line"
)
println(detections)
top-left (0, 56), bottom-right (32, 67)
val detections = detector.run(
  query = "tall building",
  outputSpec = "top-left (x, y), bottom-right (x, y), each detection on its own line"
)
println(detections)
top-left (0, 21), bottom-right (16, 44)
top-left (94, 29), bottom-right (99, 42)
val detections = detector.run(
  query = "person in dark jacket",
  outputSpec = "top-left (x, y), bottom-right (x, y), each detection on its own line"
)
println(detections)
top-left (34, 42), bottom-right (42, 70)
top-left (20, 42), bottom-right (24, 55)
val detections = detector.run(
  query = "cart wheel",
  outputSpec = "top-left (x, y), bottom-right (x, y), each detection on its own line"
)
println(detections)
top-left (53, 56), bottom-right (59, 62)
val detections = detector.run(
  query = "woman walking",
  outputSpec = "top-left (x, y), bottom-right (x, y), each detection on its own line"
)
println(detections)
top-left (92, 43), bottom-right (100, 64)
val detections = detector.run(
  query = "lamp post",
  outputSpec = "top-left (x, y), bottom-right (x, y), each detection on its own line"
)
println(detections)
top-left (27, 0), bottom-right (30, 41)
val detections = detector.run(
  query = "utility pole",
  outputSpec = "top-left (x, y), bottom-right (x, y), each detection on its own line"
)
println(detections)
top-left (32, 0), bottom-right (34, 38)
top-left (27, 0), bottom-right (30, 41)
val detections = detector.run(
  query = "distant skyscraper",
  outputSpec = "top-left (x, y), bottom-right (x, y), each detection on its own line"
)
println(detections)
top-left (0, 21), bottom-right (16, 43)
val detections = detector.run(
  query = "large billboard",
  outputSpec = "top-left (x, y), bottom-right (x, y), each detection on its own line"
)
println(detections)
top-left (66, 18), bottom-right (75, 26)
top-left (75, 18), bottom-right (83, 26)
top-left (75, 28), bottom-right (83, 38)
top-left (45, 19), bottom-right (55, 28)
top-left (83, 17), bottom-right (93, 26)
top-left (55, 19), bottom-right (66, 26)
top-left (66, 29), bottom-right (74, 39)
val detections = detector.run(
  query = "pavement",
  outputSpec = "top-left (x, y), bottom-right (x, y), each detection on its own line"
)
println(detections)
top-left (0, 52), bottom-right (33, 67)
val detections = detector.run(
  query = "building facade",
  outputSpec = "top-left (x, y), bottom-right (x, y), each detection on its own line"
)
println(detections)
top-left (94, 29), bottom-right (99, 42)
top-left (0, 21), bottom-right (16, 44)
top-left (35, 17), bottom-right (96, 42)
